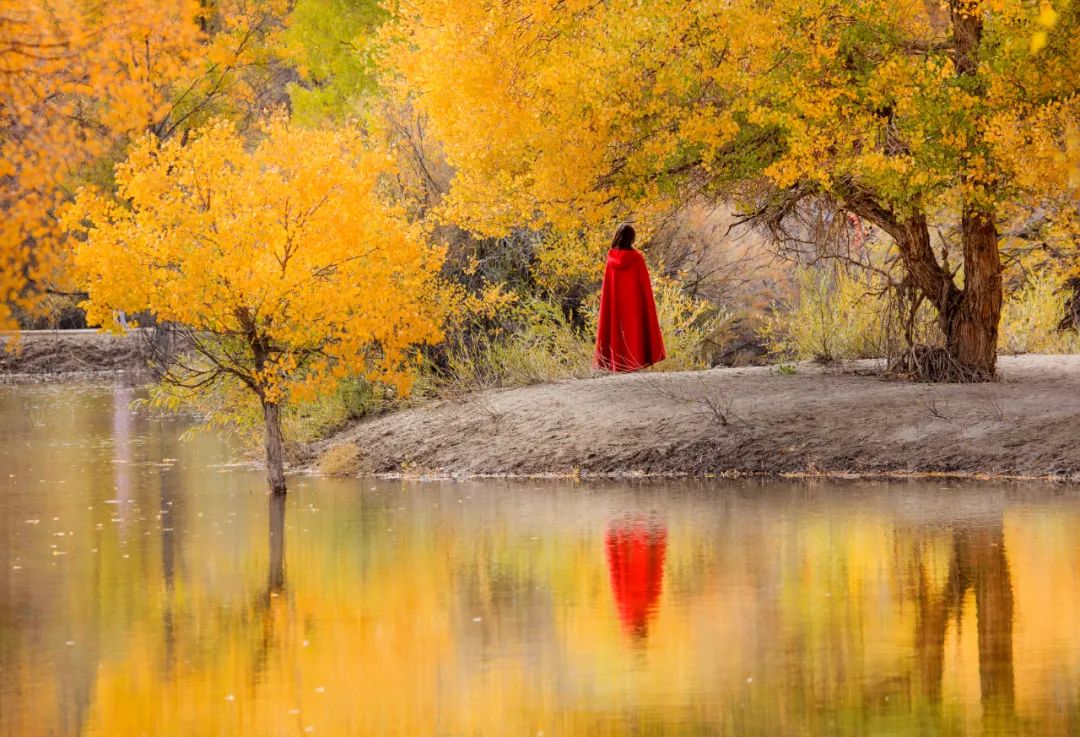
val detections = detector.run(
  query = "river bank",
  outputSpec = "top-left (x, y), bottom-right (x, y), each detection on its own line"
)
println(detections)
top-left (0, 329), bottom-right (149, 381)
top-left (312, 354), bottom-right (1080, 481)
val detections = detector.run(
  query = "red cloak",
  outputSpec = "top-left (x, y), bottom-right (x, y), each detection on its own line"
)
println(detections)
top-left (595, 249), bottom-right (666, 372)
top-left (605, 520), bottom-right (667, 639)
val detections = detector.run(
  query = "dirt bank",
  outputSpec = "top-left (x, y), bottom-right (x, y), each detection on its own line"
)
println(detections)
top-left (313, 355), bottom-right (1080, 480)
top-left (0, 329), bottom-right (150, 381)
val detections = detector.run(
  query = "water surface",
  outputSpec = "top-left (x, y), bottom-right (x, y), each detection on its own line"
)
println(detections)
top-left (2, 383), bottom-right (1080, 735)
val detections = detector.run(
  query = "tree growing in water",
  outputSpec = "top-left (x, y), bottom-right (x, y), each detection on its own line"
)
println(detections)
top-left (384, 0), bottom-right (1079, 379)
top-left (67, 118), bottom-right (444, 493)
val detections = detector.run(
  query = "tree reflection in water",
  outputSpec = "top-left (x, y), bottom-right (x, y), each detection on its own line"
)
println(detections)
top-left (268, 493), bottom-right (286, 597)
top-left (915, 520), bottom-right (1016, 730)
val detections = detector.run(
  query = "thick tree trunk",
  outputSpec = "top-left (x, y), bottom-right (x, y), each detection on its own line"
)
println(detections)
top-left (948, 210), bottom-right (1002, 377)
top-left (893, 214), bottom-right (1001, 378)
top-left (845, 196), bottom-right (1001, 379)
top-left (262, 400), bottom-right (287, 495)
top-left (943, 0), bottom-right (1001, 377)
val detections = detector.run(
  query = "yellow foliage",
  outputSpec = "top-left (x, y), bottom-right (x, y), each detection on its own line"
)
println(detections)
top-left (998, 275), bottom-right (1080, 354)
top-left (382, 0), bottom-right (1080, 373)
top-left (67, 118), bottom-right (444, 419)
top-left (0, 0), bottom-right (288, 328)
top-left (760, 266), bottom-right (935, 363)
top-left (533, 231), bottom-right (606, 299)
top-left (382, 0), bottom-right (1078, 227)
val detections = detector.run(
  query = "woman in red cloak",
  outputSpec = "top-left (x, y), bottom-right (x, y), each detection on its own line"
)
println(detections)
top-left (595, 224), bottom-right (666, 372)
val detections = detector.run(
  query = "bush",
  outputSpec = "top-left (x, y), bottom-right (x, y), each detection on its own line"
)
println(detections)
top-left (439, 298), bottom-right (595, 389)
top-left (759, 265), bottom-right (937, 363)
top-left (282, 377), bottom-right (393, 444)
top-left (317, 443), bottom-right (361, 476)
top-left (760, 267), bottom-right (888, 362)
top-left (999, 275), bottom-right (1080, 354)
top-left (651, 277), bottom-right (735, 371)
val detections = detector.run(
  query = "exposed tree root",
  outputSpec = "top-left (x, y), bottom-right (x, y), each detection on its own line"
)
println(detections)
top-left (889, 344), bottom-right (995, 383)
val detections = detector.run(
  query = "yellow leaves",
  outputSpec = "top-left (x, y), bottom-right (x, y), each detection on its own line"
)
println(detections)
top-left (533, 231), bottom-right (606, 297)
top-left (1030, 31), bottom-right (1049, 53)
top-left (1037, 3), bottom-right (1060, 27)
top-left (407, 0), bottom-right (1072, 242)
top-left (69, 118), bottom-right (445, 413)
top-left (1030, 2), bottom-right (1061, 52)
top-left (0, 0), bottom-right (257, 328)
top-left (986, 96), bottom-right (1080, 200)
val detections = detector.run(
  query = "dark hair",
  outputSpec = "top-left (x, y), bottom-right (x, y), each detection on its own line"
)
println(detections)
top-left (611, 223), bottom-right (636, 250)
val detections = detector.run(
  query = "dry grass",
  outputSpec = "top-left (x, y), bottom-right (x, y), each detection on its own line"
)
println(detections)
top-left (317, 443), bottom-right (361, 476)
top-left (999, 275), bottom-right (1080, 355)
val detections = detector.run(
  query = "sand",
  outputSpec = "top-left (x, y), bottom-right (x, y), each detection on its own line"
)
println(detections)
top-left (313, 355), bottom-right (1080, 480)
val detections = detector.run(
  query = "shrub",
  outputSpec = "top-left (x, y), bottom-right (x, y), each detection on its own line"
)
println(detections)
top-left (651, 276), bottom-right (735, 371)
top-left (439, 297), bottom-right (595, 389)
top-left (317, 443), bottom-right (361, 476)
top-left (759, 265), bottom-right (938, 363)
top-left (760, 267), bottom-right (888, 362)
top-left (999, 275), bottom-right (1080, 354)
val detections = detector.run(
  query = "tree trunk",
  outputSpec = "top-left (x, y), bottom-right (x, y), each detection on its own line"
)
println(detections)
top-left (943, 0), bottom-right (1002, 377)
top-left (893, 214), bottom-right (1001, 378)
top-left (262, 400), bottom-right (287, 495)
top-left (948, 210), bottom-right (1002, 377)
top-left (846, 196), bottom-right (1001, 379)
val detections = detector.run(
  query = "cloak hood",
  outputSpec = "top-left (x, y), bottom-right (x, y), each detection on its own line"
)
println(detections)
top-left (606, 248), bottom-right (642, 270)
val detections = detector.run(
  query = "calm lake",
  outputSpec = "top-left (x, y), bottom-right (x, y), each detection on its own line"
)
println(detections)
top-left (2, 383), bottom-right (1080, 735)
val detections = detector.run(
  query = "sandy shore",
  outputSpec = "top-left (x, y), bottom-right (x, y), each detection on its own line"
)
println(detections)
top-left (313, 355), bottom-right (1080, 480)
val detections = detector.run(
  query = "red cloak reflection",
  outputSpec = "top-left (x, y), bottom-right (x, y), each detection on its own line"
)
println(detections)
top-left (605, 519), bottom-right (667, 639)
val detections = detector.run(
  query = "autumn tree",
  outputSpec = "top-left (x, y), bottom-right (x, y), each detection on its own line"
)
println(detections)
top-left (383, 0), bottom-right (1080, 379)
top-left (66, 119), bottom-right (444, 494)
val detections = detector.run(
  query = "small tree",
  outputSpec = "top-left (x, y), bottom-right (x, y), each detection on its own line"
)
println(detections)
top-left (67, 118), bottom-right (444, 493)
